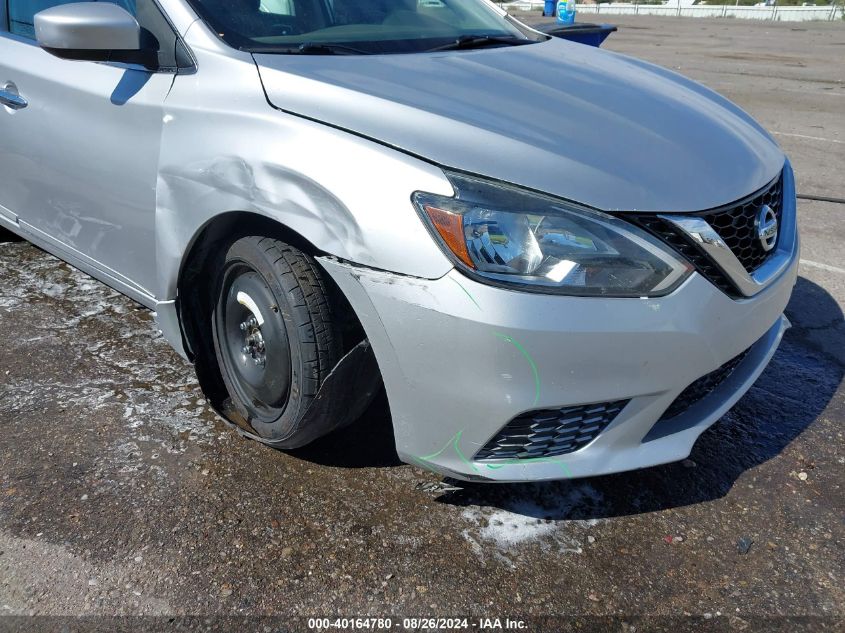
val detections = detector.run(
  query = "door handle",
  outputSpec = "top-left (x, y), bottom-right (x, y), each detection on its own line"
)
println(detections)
top-left (0, 86), bottom-right (27, 110)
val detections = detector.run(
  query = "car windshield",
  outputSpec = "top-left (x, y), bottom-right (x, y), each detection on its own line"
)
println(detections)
top-left (186, 0), bottom-right (540, 54)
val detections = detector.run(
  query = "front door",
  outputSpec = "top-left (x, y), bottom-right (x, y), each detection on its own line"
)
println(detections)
top-left (0, 0), bottom-right (177, 301)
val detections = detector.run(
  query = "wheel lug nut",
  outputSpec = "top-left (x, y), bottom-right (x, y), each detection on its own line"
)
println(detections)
top-left (242, 345), bottom-right (250, 355)
top-left (239, 322), bottom-right (248, 332)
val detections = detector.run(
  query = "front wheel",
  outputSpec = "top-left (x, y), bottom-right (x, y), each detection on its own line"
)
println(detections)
top-left (211, 236), bottom-right (342, 445)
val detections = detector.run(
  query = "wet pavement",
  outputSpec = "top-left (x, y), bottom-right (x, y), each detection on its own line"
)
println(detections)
top-left (1, 14), bottom-right (843, 631)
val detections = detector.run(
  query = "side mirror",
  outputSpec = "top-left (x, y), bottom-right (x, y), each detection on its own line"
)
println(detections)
top-left (34, 3), bottom-right (153, 67)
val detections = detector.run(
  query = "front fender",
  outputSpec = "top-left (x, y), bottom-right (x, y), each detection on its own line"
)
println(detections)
top-left (154, 37), bottom-right (454, 302)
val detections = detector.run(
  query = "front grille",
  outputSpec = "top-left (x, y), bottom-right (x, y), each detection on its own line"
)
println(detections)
top-left (659, 347), bottom-right (750, 421)
top-left (631, 172), bottom-right (784, 297)
top-left (475, 400), bottom-right (629, 461)
top-left (703, 175), bottom-right (783, 273)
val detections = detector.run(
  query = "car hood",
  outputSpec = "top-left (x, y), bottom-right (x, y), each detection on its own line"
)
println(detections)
top-left (254, 39), bottom-right (784, 212)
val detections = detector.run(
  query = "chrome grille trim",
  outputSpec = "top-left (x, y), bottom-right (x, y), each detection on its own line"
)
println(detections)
top-left (644, 169), bottom-right (796, 298)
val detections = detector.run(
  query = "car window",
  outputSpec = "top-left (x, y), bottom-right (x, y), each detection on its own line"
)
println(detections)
top-left (5, 0), bottom-right (188, 70)
top-left (193, 0), bottom-right (328, 44)
top-left (8, 0), bottom-right (136, 39)
top-left (260, 0), bottom-right (295, 16)
top-left (186, 0), bottom-right (533, 53)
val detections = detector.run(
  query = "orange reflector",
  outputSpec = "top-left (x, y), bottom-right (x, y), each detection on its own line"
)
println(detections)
top-left (424, 205), bottom-right (474, 269)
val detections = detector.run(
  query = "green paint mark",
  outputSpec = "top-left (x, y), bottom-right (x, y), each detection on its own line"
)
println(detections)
top-left (413, 431), bottom-right (478, 474)
top-left (448, 276), bottom-right (481, 311)
top-left (452, 430), bottom-right (479, 473)
top-left (418, 435), bottom-right (455, 462)
top-left (408, 455), bottom-right (440, 474)
top-left (495, 332), bottom-right (541, 407)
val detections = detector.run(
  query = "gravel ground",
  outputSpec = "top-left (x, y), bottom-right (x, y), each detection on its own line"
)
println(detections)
top-left (0, 14), bottom-right (843, 633)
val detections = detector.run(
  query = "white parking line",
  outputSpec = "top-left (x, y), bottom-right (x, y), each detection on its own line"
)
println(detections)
top-left (772, 131), bottom-right (844, 145)
top-left (800, 259), bottom-right (845, 275)
top-left (776, 88), bottom-right (845, 99)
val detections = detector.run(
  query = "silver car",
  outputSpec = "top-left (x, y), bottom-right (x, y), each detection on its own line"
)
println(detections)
top-left (0, 0), bottom-right (798, 482)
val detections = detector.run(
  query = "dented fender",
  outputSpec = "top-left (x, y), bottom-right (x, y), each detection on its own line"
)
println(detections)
top-left (154, 30), bottom-right (454, 303)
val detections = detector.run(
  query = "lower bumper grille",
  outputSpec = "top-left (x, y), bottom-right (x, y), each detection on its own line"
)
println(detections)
top-left (475, 400), bottom-right (629, 461)
top-left (659, 347), bottom-right (751, 421)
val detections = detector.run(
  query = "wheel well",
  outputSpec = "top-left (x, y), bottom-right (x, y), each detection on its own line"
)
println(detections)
top-left (177, 211), bottom-right (367, 409)
top-left (0, 226), bottom-right (23, 243)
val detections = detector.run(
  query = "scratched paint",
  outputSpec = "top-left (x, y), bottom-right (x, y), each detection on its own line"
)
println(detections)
top-left (495, 333), bottom-right (541, 407)
top-left (411, 335), bottom-right (551, 477)
top-left (483, 457), bottom-right (573, 478)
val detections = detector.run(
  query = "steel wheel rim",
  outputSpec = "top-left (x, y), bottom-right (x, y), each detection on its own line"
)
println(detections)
top-left (216, 262), bottom-right (291, 423)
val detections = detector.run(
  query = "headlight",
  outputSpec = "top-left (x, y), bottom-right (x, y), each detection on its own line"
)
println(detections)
top-left (413, 173), bottom-right (692, 297)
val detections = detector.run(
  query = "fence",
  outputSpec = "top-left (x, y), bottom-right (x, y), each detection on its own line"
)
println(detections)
top-left (502, 2), bottom-right (845, 21)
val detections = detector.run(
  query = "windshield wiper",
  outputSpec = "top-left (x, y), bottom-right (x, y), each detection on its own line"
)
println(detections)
top-left (425, 35), bottom-right (534, 53)
top-left (243, 42), bottom-right (374, 55)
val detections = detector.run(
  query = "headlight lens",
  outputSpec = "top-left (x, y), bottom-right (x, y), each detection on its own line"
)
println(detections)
top-left (413, 173), bottom-right (692, 297)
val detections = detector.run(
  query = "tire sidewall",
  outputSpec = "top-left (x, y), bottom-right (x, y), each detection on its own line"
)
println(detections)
top-left (212, 238), bottom-right (309, 441)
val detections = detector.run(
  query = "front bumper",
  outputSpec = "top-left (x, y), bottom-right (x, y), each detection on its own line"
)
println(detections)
top-left (319, 250), bottom-right (797, 482)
